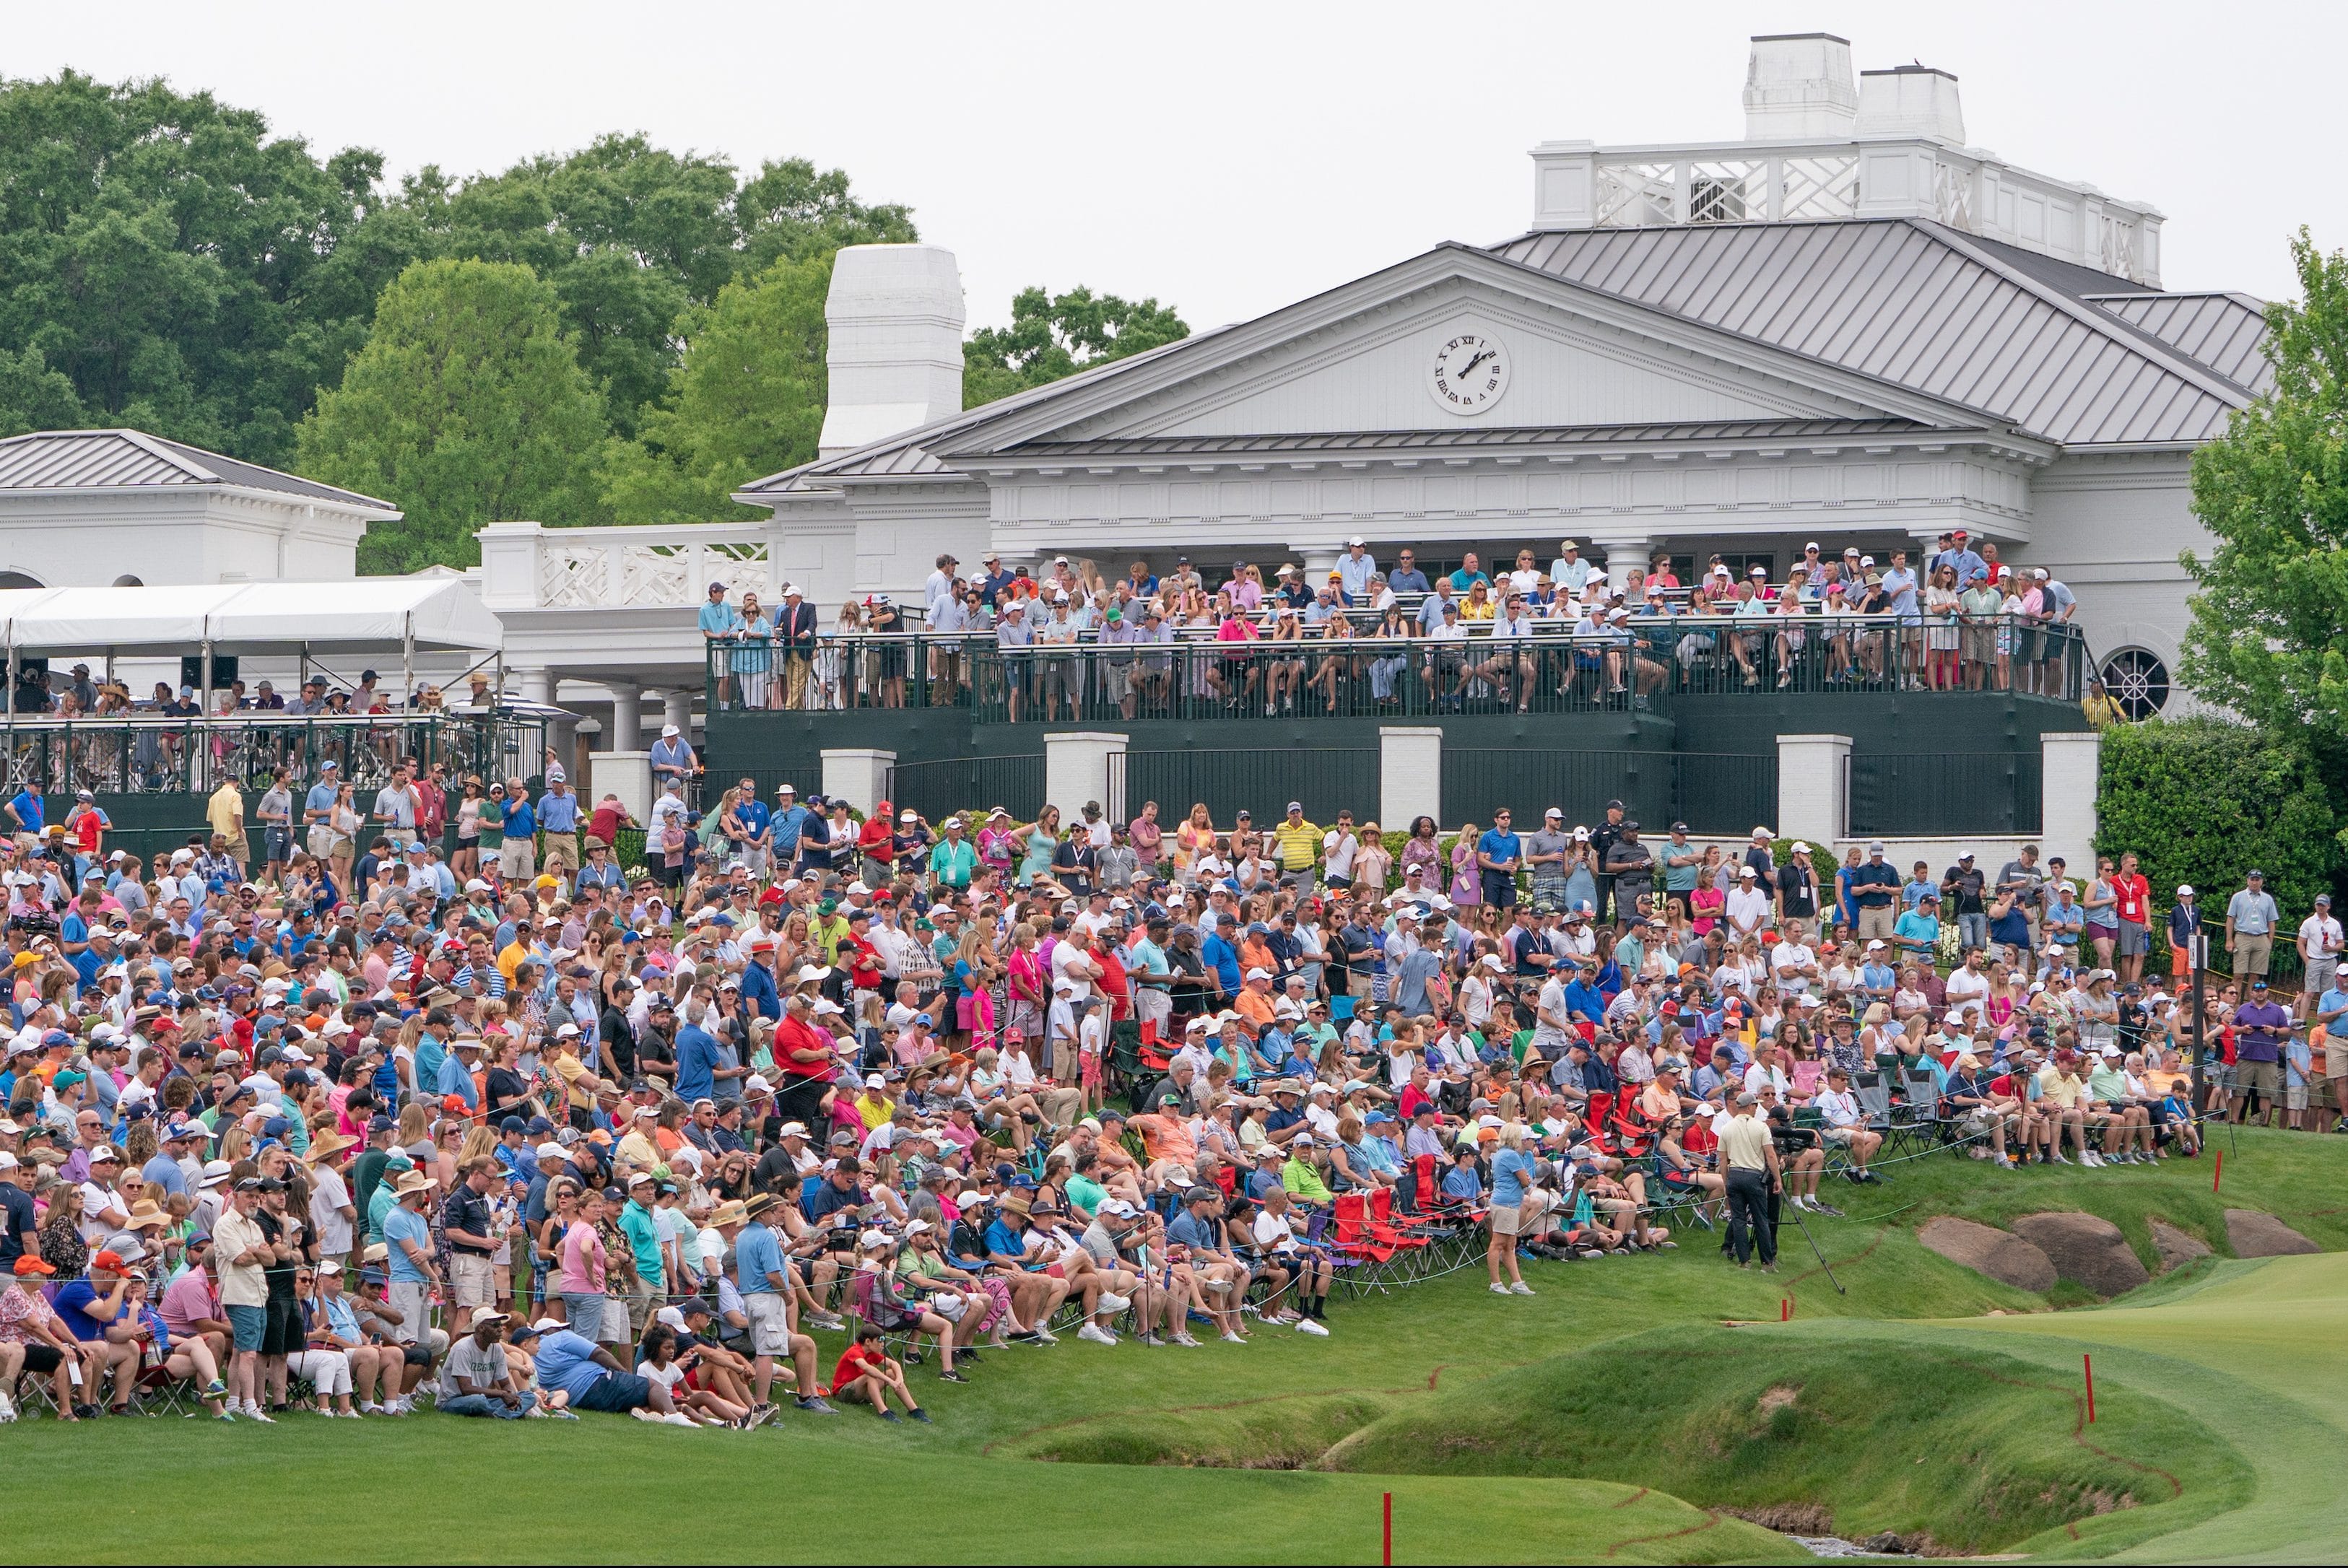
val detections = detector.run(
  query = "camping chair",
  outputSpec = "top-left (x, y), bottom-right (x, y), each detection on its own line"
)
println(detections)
top-left (1851, 1071), bottom-right (1901, 1172)
top-left (1897, 1068), bottom-right (1955, 1153)
top-left (131, 1360), bottom-right (196, 1419)
top-left (1327, 1192), bottom-right (1401, 1294)
top-left (1792, 1106), bottom-right (1852, 1182)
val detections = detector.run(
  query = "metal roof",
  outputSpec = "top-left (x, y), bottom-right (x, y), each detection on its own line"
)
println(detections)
top-left (1000, 417), bottom-right (1947, 461)
top-left (0, 429), bottom-right (397, 512)
top-left (1488, 219), bottom-right (2248, 446)
top-left (2085, 291), bottom-right (2274, 395)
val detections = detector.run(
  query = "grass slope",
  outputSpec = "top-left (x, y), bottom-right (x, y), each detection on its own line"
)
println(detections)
top-left (2, 1128), bottom-right (2341, 1564)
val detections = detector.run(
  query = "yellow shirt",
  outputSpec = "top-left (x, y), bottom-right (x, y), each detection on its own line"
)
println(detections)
top-left (2036, 1066), bottom-right (2084, 1110)
top-left (2080, 692), bottom-right (2126, 729)
top-left (552, 1050), bottom-right (594, 1110)
top-left (207, 784), bottom-right (245, 842)
top-left (1458, 598), bottom-right (1495, 621)
top-left (497, 941), bottom-right (531, 982)
top-left (853, 1092), bottom-right (895, 1131)
top-left (1717, 1113), bottom-right (1773, 1172)
top-left (1269, 820), bottom-right (1321, 871)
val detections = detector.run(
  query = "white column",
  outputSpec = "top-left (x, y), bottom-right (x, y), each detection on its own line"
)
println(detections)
top-left (821, 749), bottom-right (897, 818)
top-left (518, 668), bottom-right (552, 705)
top-left (1380, 726), bottom-right (1443, 831)
top-left (1043, 731), bottom-right (1126, 825)
top-left (661, 689), bottom-right (693, 738)
top-left (474, 521), bottom-right (545, 610)
top-left (1586, 532), bottom-right (1655, 585)
top-left (2040, 731), bottom-right (2102, 866)
top-left (607, 683), bottom-right (642, 753)
top-left (590, 752), bottom-right (653, 823)
top-left (1776, 733), bottom-right (1852, 847)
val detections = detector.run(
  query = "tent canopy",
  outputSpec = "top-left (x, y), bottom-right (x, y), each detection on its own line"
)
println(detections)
top-left (0, 579), bottom-right (505, 656)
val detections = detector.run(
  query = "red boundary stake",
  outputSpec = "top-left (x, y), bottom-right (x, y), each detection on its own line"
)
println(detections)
top-left (2214, 1150), bottom-right (2223, 1193)
top-left (1383, 1491), bottom-right (1393, 1565)
top-left (1780, 1297), bottom-right (1791, 1321)
top-left (2084, 1354), bottom-right (2096, 1424)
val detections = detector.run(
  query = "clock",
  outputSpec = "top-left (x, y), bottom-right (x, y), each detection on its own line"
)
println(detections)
top-left (1427, 329), bottom-right (1511, 415)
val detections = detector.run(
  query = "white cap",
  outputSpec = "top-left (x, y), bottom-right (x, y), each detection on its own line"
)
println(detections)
top-left (1789, 842), bottom-right (1809, 855)
top-left (1245, 967), bottom-right (1274, 981)
top-left (661, 723), bottom-right (681, 738)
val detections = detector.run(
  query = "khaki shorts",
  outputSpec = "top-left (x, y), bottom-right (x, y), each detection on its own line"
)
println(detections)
top-left (744, 1292), bottom-right (792, 1356)
top-left (2236, 1058), bottom-right (2282, 1095)
top-left (1488, 1203), bottom-right (1522, 1238)
top-left (449, 1252), bottom-right (496, 1309)
top-left (2233, 934), bottom-right (2274, 977)
top-left (386, 1281), bottom-right (429, 1345)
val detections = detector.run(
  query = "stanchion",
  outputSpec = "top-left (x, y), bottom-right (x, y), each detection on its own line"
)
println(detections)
top-left (1382, 1491), bottom-right (1392, 1565)
top-left (2083, 1354), bottom-right (2095, 1424)
top-left (2214, 1149), bottom-right (2224, 1193)
top-left (1780, 1297), bottom-right (1791, 1321)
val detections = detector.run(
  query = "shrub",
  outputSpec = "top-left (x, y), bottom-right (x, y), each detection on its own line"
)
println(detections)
top-left (2095, 718), bottom-right (2342, 947)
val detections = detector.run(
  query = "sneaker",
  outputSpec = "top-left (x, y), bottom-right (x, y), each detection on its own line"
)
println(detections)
top-left (2051, 1150), bottom-right (2073, 1164)
top-left (1032, 1328), bottom-right (1061, 1346)
top-left (1136, 1332), bottom-right (1165, 1347)
top-left (1097, 1292), bottom-right (1131, 1315)
top-left (214, 1410), bottom-right (236, 1423)
top-left (1170, 1333), bottom-right (1203, 1348)
top-left (744, 1404), bottom-right (778, 1428)
top-left (1509, 1281), bottom-right (1535, 1296)
top-left (908, 1406), bottom-right (933, 1424)
top-left (200, 1380), bottom-right (227, 1400)
top-left (360, 1402), bottom-right (383, 1415)
top-left (1490, 1282), bottom-right (1512, 1295)
top-left (796, 1396), bottom-right (840, 1415)
top-left (2081, 1151), bottom-right (2105, 1169)
top-left (246, 1408), bottom-right (278, 1424)
top-left (1294, 1317), bottom-right (1330, 1336)
top-left (630, 1408), bottom-right (666, 1423)
top-left (939, 1367), bottom-right (970, 1384)
top-left (806, 1312), bottom-right (848, 1332)
top-left (391, 1398), bottom-right (414, 1416)
top-left (878, 1408), bottom-right (903, 1424)
top-left (1077, 1323), bottom-right (1118, 1346)
top-left (1220, 1330), bottom-right (1247, 1344)
top-left (661, 1411), bottom-right (695, 1427)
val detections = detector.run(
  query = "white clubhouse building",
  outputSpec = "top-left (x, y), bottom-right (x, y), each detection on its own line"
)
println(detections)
top-left (739, 32), bottom-right (2269, 719)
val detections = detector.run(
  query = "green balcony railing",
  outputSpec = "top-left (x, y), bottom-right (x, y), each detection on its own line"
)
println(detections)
top-left (705, 617), bottom-right (2087, 725)
top-left (0, 712), bottom-right (549, 798)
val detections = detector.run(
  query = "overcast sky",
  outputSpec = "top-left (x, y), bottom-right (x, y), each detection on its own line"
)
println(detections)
top-left (12, 1), bottom-right (2341, 336)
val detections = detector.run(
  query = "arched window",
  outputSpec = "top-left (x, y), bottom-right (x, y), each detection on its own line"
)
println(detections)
top-left (112, 574), bottom-right (144, 588)
top-left (2099, 648), bottom-right (2170, 720)
top-left (0, 572), bottom-right (43, 591)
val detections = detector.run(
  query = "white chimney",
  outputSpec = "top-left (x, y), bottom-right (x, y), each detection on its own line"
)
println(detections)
top-left (1743, 33), bottom-right (1857, 140)
top-left (818, 244), bottom-right (966, 460)
top-left (1856, 66), bottom-right (1965, 143)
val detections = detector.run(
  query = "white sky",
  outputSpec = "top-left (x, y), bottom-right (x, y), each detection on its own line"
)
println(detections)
top-left (9, 0), bottom-right (2342, 335)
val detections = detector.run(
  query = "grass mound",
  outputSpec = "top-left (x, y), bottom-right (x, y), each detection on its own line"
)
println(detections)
top-left (999, 1390), bottom-right (1400, 1467)
top-left (1323, 1328), bottom-right (2246, 1555)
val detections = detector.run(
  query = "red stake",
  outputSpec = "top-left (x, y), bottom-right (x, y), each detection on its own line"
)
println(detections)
top-left (2214, 1150), bottom-right (2223, 1193)
top-left (2084, 1354), bottom-right (2096, 1424)
top-left (1781, 1297), bottom-right (1791, 1321)
top-left (1383, 1491), bottom-right (1393, 1565)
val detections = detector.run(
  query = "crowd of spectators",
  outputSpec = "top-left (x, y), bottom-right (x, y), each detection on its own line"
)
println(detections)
top-left (4, 744), bottom-right (2330, 1427)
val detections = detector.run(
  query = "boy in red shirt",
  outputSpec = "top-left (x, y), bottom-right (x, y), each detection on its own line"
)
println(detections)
top-left (831, 1325), bottom-right (927, 1424)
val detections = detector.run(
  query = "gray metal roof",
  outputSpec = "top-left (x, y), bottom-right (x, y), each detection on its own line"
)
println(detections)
top-left (1001, 417), bottom-right (1947, 462)
top-left (2085, 291), bottom-right (2273, 395)
top-left (0, 429), bottom-right (397, 511)
top-left (1489, 219), bottom-right (2247, 446)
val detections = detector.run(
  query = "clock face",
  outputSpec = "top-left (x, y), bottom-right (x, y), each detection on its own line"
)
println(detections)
top-left (1427, 330), bottom-right (1511, 416)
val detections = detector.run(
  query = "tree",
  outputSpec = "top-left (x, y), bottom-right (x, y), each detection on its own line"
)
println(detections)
top-left (964, 285), bottom-right (1188, 409)
top-left (602, 251), bottom-right (832, 524)
top-left (2095, 718), bottom-right (2342, 970)
top-left (0, 71), bottom-right (406, 464)
top-left (296, 259), bottom-right (607, 572)
top-left (2182, 230), bottom-right (2348, 772)
top-left (0, 345), bottom-right (82, 437)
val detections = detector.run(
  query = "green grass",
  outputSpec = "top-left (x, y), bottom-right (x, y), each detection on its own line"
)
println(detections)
top-left (6, 1127), bottom-right (2346, 1563)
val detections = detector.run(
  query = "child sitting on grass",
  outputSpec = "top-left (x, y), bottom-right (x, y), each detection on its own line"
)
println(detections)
top-left (831, 1326), bottom-right (929, 1424)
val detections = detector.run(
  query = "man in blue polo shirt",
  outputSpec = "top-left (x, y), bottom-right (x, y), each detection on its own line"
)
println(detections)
top-left (770, 785), bottom-right (809, 865)
top-left (1848, 840), bottom-right (1901, 944)
top-left (731, 780), bottom-right (773, 874)
top-left (1477, 809), bottom-right (1523, 910)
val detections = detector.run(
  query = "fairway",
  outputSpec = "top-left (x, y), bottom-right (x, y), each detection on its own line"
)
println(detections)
top-left (5, 1133), bottom-right (2344, 1564)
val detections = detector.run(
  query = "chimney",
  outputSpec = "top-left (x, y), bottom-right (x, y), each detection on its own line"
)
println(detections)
top-left (817, 245), bottom-right (966, 460)
top-left (1743, 33), bottom-right (1856, 140)
top-left (1856, 65), bottom-right (1965, 143)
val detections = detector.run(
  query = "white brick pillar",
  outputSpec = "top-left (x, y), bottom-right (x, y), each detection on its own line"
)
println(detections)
top-left (1776, 733), bottom-right (1852, 846)
top-left (2040, 731), bottom-right (2103, 866)
top-left (821, 749), bottom-right (897, 818)
top-left (1043, 731), bottom-right (1126, 824)
top-left (590, 752), bottom-right (653, 824)
top-left (1380, 726), bottom-right (1443, 831)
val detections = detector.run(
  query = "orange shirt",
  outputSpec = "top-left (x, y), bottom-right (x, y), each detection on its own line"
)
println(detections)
top-left (1129, 1112), bottom-right (1199, 1169)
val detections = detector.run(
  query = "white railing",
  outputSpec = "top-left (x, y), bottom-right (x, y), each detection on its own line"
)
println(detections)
top-left (477, 521), bottom-right (781, 611)
top-left (1591, 154), bottom-right (1860, 227)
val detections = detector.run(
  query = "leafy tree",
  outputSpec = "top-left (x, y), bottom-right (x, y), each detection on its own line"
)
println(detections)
top-left (603, 251), bottom-right (833, 523)
top-left (0, 71), bottom-right (406, 464)
top-left (2182, 230), bottom-right (2348, 772)
top-left (296, 259), bottom-right (607, 572)
top-left (2095, 718), bottom-right (2342, 970)
top-left (398, 138), bottom-right (912, 437)
top-left (964, 285), bottom-right (1188, 409)
top-left (0, 345), bottom-right (82, 436)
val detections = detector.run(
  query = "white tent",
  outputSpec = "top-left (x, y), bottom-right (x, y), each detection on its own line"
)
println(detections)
top-left (0, 579), bottom-right (503, 655)
top-left (0, 578), bottom-right (505, 715)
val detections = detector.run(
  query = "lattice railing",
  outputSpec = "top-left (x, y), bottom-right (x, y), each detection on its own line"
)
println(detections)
top-left (536, 531), bottom-right (773, 609)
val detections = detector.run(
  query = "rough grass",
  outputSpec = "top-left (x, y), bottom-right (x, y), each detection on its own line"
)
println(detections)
top-left (1321, 1330), bottom-right (2246, 1556)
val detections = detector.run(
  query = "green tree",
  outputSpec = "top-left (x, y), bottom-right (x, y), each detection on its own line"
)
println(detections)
top-left (964, 285), bottom-right (1188, 409)
top-left (603, 251), bottom-right (833, 523)
top-left (2095, 718), bottom-right (2342, 970)
top-left (400, 139), bottom-right (913, 437)
top-left (297, 258), bottom-right (607, 572)
top-left (0, 344), bottom-right (82, 436)
top-left (2182, 230), bottom-right (2348, 772)
top-left (0, 71), bottom-right (408, 463)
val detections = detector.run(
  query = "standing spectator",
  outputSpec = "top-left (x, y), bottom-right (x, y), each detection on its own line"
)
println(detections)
top-left (2297, 894), bottom-right (2342, 1022)
top-left (1847, 842), bottom-right (1900, 946)
top-left (2225, 869), bottom-right (2280, 988)
top-left (2230, 978), bottom-right (2292, 1128)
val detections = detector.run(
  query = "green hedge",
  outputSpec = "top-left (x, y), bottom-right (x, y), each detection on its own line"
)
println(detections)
top-left (2095, 718), bottom-right (2342, 956)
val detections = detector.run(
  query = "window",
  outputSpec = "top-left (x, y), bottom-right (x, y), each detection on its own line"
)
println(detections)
top-left (2100, 648), bottom-right (2170, 720)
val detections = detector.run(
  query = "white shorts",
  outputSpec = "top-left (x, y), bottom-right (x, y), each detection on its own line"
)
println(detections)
top-left (386, 1281), bottom-right (429, 1345)
top-left (744, 1292), bottom-right (792, 1356)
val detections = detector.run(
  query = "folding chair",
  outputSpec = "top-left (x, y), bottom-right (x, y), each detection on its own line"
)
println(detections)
top-left (131, 1362), bottom-right (196, 1419)
top-left (1852, 1071), bottom-right (1903, 1169)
